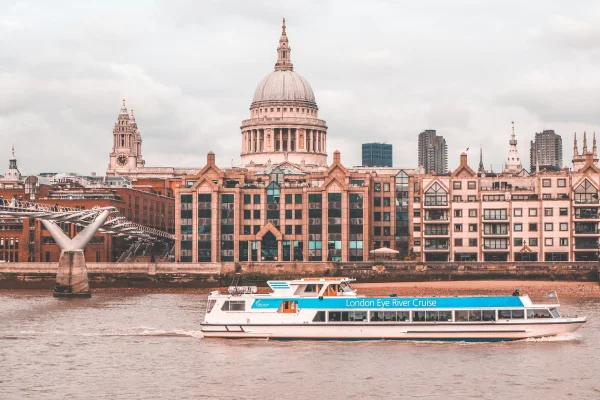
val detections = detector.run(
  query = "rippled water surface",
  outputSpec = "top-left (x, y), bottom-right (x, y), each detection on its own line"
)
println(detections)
top-left (0, 291), bottom-right (598, 399)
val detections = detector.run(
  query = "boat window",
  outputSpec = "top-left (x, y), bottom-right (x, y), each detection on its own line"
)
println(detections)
top-left (455, 311), bottom-right (468, 322)
top-left (482, 310), bottom-right (496, 321)
top-left (328, 311), bottom-right (341, 322)
top-left (370, 311), bottom-right (384, 322)
top-left (221, 300), bottom-right (245, 311)
top-left (304, 284), bottom-right (318, 293)
top-left (469, 310), bottom-right (482, 322)
top-left (206, 300), bottom-right (217, 314)
top-left (383, 311), bottom-right (397, 321)
top-left (550, 308), bottom-right (560, 318)
top-left (413, 311), bottom-right (426, 322)
top-left (323, 284), bottom-right (339, 296)
top-left (398, 311), bottom-right (410, 321)
top-left (426, 311), bottom-right (439, 321)
top-left (313, 311), bottom-right (326, 322)
top-left (345, 311), bottom-right (367, 322)
top-left (339, 282), bottom-right (354, 293)
top-left (528, 309), bottom-right (552, 318)
top-left (438, 311), bottom-right (452, 321)
top-left (499, 309), bottom-right (524, 319)
top-left (279, 300), bottom-right (298, 314)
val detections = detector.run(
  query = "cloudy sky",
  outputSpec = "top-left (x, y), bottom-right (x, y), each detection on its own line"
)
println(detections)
top-left (1, 0), bottom-right (600, 175)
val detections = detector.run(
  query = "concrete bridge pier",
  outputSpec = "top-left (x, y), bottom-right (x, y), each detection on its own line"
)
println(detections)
top-left (41, 210), bottom-right (110, 298)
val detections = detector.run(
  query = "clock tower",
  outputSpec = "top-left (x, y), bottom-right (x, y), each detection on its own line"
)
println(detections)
top-left (107, 99), bottom-right (145, 176)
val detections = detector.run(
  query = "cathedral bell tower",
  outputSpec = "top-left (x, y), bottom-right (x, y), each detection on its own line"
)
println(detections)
top-left (107, 99), bottom-right (145, 176)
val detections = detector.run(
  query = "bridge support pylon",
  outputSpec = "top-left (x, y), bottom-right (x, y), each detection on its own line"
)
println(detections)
top-left (41, 210), bottom-right (110, 298)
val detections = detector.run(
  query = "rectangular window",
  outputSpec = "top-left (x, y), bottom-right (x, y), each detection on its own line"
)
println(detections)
top-left (514, 208), bottom-right (522, 217)
top-left (514, 223), bottom-right (522, 232)
top-left (529, 238), bottom-right (538, 246)
top-left (413, 226), bottom-right (421, 231)
top-left (244, 194), bottom-right (251, 204)
top-left (383, 212), bottom-right (391, 221)
top-left (468, 181), bottom-right (476, 189)
top-left (414, 240), bottom-right (421, 246)
top-left (295, 194), bottom-right (303, 204)
top-left (542, 179), bottom-right (551, 187)
top-left (374, 183), bottom-right (381, 192)
top-left (414, 211), bottom-right (421, 217)
top-left (221, 301), bottom-right (245, 311)
top-left (560, 238), bottom-right (568, 246)
top-left (243, 225), bottom-right (251, 234)
top-left (285, 225), bottom-right (293, 234)
top-left (244, 210), bottom-right (251, 220)
top-left (559, 223), bottom-right (568, 231)
top-left (285, 210), bottom-right (293, 219)
top-left (454, 210), bottom-right (462, 217)
top-left (453, 195), bottom-right (462, 202)
top-left (254, 210), bottom-right (261, 219)
top-left (559, 208), bottom-right (568, 216)
top-left (557, 179), bottom-right (566, 188)
top-left (544, 208), bottom-right (553, 216)
top-left (295, 225), bottom-right (302, 235)
top-left (545, 238), bottom-right (553, 246)
top-left (529, 208), bottom-right (537, 217)
top-left (295, 209), bottom-right (302, 219)
top-left (254, 194), bottom-right (261, 204)
top-left (545, 223), bottom-right (553, 231)
top-left (453, 181), bottom-right (462, 189)
top-left (374, 197), bottom-right (381, 207)
top-left (374, 212), bottom-right (381, 221)
top-left (374, 227), bottom-right (381, 236)
top-left (383, 183), bottom-right (390, 192)
top-left (454, 238), bottom-right (463, 247)
top-left (285, 194), bottom-right (293, 204)
top-left (468, 195), bottom-right (476, 202)
top-left (469, 209), bottom-right (477, 217)
top-left (454, 224), bottom-right (463, 232)
top-left (383, 197), bottom-right (391, 206)
top-left (469, 238), bottom-right (477, 247)
top-left (514, 238), bottom-right (523, 247)
top-left (469, 224), bottom-right (477, 232)
top-left (529, 223), bottom-right (538, 231)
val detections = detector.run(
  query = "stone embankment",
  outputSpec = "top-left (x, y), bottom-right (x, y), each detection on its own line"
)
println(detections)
top-left (0, 261), bottom-right (598, 290)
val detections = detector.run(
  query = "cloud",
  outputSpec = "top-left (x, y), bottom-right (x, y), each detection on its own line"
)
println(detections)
top-left (1, 0), bottom-right (600, 176)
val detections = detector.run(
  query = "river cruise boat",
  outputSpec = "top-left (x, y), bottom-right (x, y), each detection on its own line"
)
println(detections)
top-left (200, 278), bottom-right (586, 341)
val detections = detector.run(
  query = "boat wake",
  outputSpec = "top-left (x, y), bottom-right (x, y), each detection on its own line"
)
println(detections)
top-left (520, 332), bottom-right (580, 342)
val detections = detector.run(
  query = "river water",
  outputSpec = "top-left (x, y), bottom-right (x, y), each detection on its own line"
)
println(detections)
top-left (0, 291), bottom-right (598, 400)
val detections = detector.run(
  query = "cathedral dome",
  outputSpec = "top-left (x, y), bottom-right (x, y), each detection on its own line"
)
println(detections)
top-left (252, 70), bottom-right (316, 106)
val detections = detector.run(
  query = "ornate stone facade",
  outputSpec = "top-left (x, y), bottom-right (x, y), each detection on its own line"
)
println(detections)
top-left (240, 19), bottom-right (328, 171)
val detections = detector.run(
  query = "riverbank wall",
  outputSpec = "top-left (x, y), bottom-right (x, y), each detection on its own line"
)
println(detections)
top-left (0, 261), bottom-right (598, 289)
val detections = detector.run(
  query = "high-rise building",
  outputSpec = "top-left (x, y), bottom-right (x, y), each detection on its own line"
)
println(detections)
top-left (418, 130), bottom-right (448, 174)
top-left (362, 143), bottom-right (392, 167)
top-left (530, 130), bottom-right (563, 171)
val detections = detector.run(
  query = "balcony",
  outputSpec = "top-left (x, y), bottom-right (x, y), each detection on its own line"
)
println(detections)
top-left (574, 225), bottom-right (599, 235)
top-left (574, 244), bottom-right (598, 249)
top-left (483, 245), bottom-right (509, 250)
top-left (424, 201), bottom-right (449, 208)
top-left (483, 230), bottom-right (509, 236)
top-left (574, 213), bottom-right (599, 219)
top-left (423, 215), bottom-right (449, 222)
top-left (423, 230), bottom-right (449, 236)
top-left (424, 244), bottom-right (449, 251)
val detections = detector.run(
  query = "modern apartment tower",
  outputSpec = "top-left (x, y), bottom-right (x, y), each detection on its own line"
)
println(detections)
top-left (530, 130), bottom-right (563, 171)
top-left (362, 143), bottom-right (393, 167)
top-left (418, 130), bottom-right (448, 174)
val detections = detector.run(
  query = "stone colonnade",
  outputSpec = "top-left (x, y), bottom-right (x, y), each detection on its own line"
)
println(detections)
top-left (243, 128), bottom-right (326, 154)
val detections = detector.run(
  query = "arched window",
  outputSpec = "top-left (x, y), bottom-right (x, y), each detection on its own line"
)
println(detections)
top-left (574, 179), bottom-right (598, 204)
top-left (425, 182), bottom-right (448, 206)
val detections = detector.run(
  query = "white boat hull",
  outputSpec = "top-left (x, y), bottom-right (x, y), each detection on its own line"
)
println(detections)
top-left (201, 318), bottom-right (585, 341)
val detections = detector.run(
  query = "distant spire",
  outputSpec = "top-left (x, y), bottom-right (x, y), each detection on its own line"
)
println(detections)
top-left (11, 144), bottom-right (15, 160)
top-left (8, 144), bottom-right (17, 170)
top-left (478, 145), bottom-right (484, 173)
top-left (120, 98), bottom-right (128, 115)
top-left (574, 132), bottom-right (578, 156)
top-left (594, 132), bottom-right (597, 156)
top-left (583, 131), bottom-right (588, 153)
top-left (274, 18), bottom-right (293, 71)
